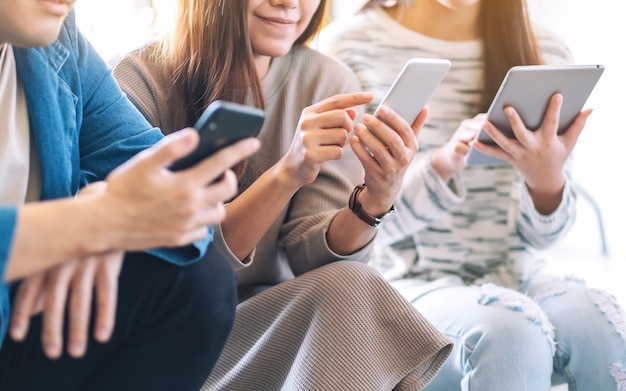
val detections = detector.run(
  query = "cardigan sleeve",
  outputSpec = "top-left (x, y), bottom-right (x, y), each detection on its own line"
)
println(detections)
top-left (515, 158), bottom-right (577, 250)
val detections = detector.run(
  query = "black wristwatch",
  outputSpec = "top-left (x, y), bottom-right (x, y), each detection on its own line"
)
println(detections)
top-left (348, 184), bottom-right (395, 228)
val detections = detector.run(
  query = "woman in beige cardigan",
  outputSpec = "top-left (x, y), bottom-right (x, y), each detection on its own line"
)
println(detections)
top-left (113, 0), bottom-right (453, 389)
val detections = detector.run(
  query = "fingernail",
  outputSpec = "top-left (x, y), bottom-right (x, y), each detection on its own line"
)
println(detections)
top-left (505, 107), bottom-right (514, 116)
top-left (95, 326), bottom-right (111, 342)
top-left (10, 323), bottom-right (25, 340)
top-left (45, 343), bottom-right (61, 358)
top-left (363, 115), bottom-right (372, 124)
top-left (69, 341), bottom-right (84, 357)
top-left (172, 128), bottom-right (195, 148)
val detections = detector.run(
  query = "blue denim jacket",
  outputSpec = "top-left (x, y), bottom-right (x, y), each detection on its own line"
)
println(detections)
top-left (0, 12), bottom-right (212, 348)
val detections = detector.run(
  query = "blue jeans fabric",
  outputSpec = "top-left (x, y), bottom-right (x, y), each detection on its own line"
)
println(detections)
top-left (398, 274), bottom-right (626, 391)
top-left (0, 246), bottom-right (237, 391)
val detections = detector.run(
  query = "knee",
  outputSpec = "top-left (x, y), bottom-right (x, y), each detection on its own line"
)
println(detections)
top-left (306, 261), bottom-right (387, 298)
top-left (131, 246), bottom-right (237, 358)
top-left (468, 284), bottom-right (556, 358)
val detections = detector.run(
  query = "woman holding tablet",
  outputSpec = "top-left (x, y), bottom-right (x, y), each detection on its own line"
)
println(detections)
top-left (318, 0), bottom-right (626, 390)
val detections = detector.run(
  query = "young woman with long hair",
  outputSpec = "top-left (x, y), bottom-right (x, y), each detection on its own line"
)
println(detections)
top-left (113, 0), bottom-right (454, 389)
top-left (318, 0), bottom-right (626, 390)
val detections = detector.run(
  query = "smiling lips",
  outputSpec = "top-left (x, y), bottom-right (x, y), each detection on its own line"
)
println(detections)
top-left (38, 0), bottom-right (75, 17)
top-left (260, 15), bottom-right (297, 28)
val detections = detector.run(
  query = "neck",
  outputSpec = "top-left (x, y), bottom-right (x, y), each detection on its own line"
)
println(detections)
top-left (254, 55), bottom-right (271, 79)
top-left (384, 1), bottom-right (480, 41)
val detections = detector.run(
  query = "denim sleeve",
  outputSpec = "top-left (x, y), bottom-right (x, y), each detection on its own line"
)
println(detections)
top-left (0, 207), bottom-right (17, 348)
top-left (61, 14), bottom-right (165, 182)
top-left (0, 207), bottom-right (17, 280)
top-left (63, 14), bottom-right (210, 263)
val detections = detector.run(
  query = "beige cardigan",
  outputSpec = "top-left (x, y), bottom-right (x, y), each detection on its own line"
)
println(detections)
top-left (113, 44), bottom-right (371, 297)
top-left (113, 44), bottom-right (452, 390)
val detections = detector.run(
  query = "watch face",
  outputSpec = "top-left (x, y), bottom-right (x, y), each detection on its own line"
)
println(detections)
top-left (375, 205), bottom-right (396, 227)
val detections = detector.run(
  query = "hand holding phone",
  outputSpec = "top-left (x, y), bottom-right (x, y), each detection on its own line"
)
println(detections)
top-left (169, 100), bottom-right (265, 171)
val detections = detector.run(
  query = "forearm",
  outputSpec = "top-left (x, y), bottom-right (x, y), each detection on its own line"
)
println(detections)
top-left (525, 173), bottom-right (565, 215)
top-left (326, 205), bottom-right (378, 256)
top-left (222, 163), bottom-right (300, 260)
top-left (5, 197), bottom-right (114, 281)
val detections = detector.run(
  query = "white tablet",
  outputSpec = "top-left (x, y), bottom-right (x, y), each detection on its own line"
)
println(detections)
top-left (465, 64), bottom-right (605, 165)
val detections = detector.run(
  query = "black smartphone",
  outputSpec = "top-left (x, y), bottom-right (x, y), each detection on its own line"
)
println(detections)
top-left (169, 100), bottom-right (265, 171)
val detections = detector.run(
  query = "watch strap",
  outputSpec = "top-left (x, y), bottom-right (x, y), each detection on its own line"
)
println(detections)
top-left (348, 184), bottom-right (395, 228)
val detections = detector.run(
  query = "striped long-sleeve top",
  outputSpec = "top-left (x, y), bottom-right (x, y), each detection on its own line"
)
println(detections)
top-left (317, 7), bottom-right (577, 289)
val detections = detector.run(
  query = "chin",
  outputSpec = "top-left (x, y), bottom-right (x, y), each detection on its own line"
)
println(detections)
top-left (25, 24), bottom-right (64, 47)
top-left (256, 42), bottom-right (293, 58)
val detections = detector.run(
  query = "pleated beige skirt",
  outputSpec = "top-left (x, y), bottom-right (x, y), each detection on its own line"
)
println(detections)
top-left (202, 261), bottom-right (452, 390)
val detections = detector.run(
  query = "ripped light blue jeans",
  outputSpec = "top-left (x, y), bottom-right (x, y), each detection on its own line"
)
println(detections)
top-left (393, 274), bottom-right (626, 391)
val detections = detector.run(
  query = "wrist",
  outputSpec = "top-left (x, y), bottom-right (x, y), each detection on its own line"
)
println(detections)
top-left (431, 149), bottom-right (454, 183)
top-left (266, 155), bottom-right (315, 193)
top-left (525, 172), bottom-right (566, 197)
top-left (272, 159), bottom-right (307, 194)
top-left (359, 184), bottom-right (395, 216)
top-left (348, 184), bottom-right (395, 228)
top-left (81, 190), bottom-right (124, 253)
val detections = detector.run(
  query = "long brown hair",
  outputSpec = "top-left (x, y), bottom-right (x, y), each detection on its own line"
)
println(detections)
top-left (360, 0), bottom-right (542, 111)
top-left (155, 0), bottom-right (261, 131)
top-left (156, 0), bottom-right (329, 130)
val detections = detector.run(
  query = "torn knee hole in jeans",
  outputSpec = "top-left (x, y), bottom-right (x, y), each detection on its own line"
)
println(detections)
top-left (477, 283), bottom-right (556, 353)
top-left (610, 363), bottom-right (626, 391)
top-left (532, 275), bottom-right (584, 303)
top-left (587, 289), bottom-right (626, 344)
top-left (587, 289), bottom-right (626, 389)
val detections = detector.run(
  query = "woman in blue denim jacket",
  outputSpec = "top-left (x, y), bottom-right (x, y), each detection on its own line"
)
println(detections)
top-left (0, 2), bottom-right (259, 390)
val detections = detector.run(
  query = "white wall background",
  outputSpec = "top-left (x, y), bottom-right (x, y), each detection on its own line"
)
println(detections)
top-left (524, 0), bottom-right (626, 261)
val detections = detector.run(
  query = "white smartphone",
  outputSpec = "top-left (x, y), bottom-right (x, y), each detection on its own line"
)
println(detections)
top-left (374, 58), bottom-right (451, 124)
top-left (465, 64), bottom-right (605, 165)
